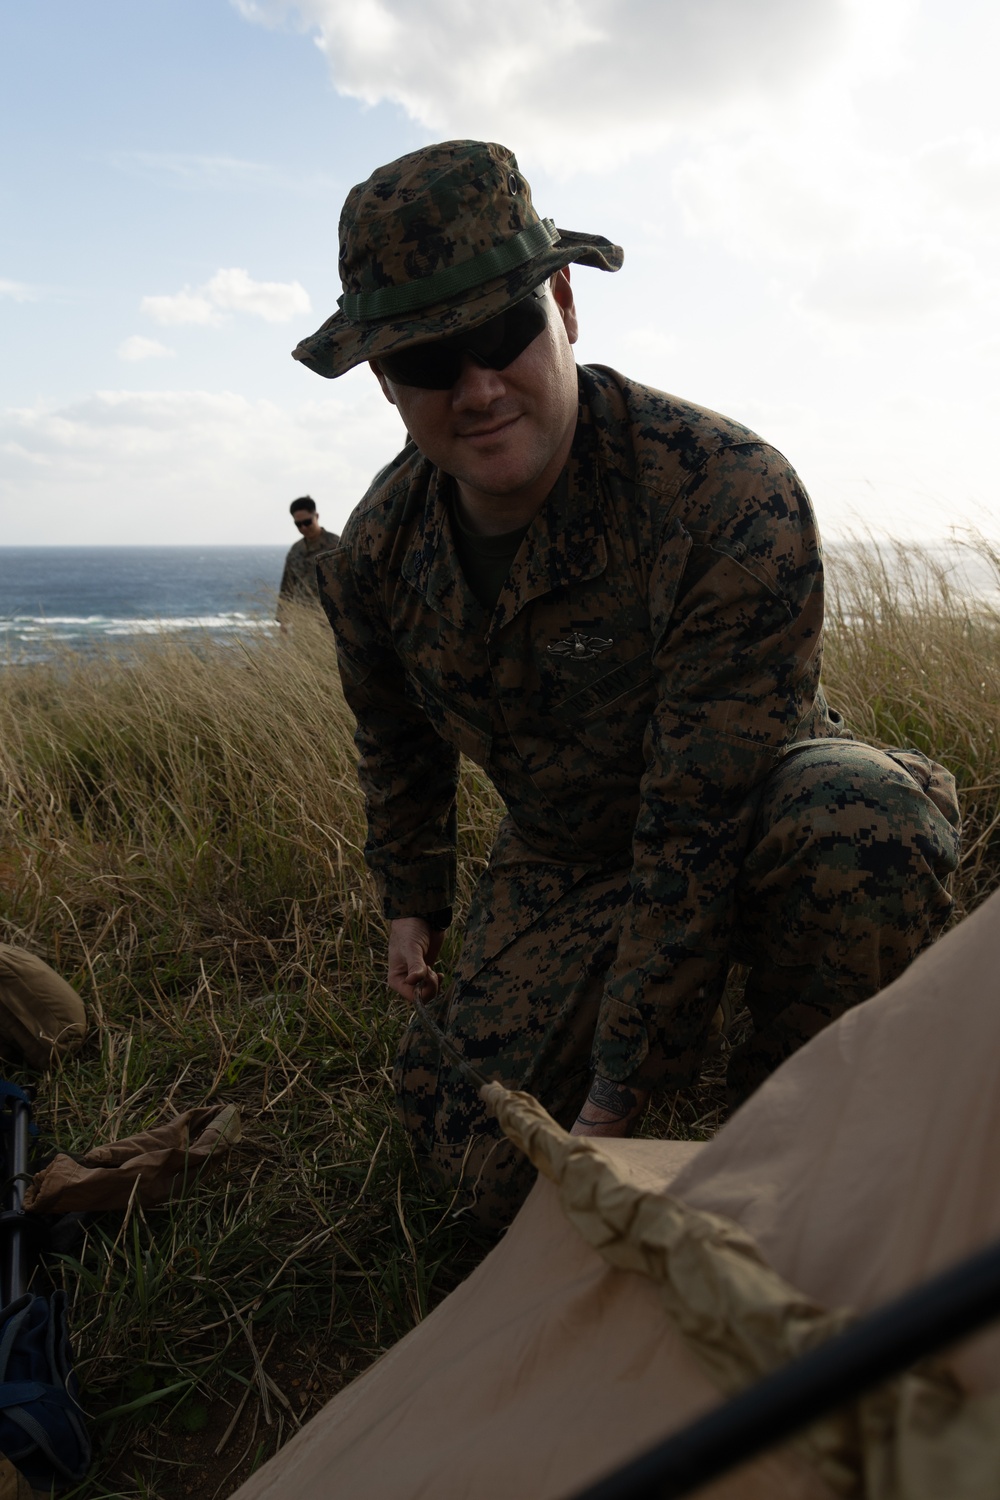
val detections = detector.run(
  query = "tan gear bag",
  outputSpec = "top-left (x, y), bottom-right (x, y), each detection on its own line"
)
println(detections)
top-left (0, 946), bottom-right (87, 1069)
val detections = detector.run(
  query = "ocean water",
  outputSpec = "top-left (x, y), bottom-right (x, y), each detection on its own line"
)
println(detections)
top-left (0, 546), bottom-right (288, 665)
top-left (2, 541), bottom-right (998, 669)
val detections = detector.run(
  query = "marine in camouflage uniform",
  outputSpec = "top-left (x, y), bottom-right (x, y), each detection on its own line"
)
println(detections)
top-left (292, 141), bottom-right (961, 1231)
top-left (278, 499), bottom-right (340, 619)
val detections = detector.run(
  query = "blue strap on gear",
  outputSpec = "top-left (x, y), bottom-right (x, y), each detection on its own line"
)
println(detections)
top-left (0, 1293), bottom-right (91, 1485)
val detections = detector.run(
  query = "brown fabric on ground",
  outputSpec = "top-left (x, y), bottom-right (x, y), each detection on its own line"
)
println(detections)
top-left (0, 945), bottom-right (87, 1069)
top-left (229, 889), bottom-right (1000, 1500)
top-left (24, 1104), bottom-right (241, 1214)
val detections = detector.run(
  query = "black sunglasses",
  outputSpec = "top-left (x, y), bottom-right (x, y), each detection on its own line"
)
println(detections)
top-left (378, 286), bottom-right (549, 391)
top-left (294, 516), bottom-right (316, 528)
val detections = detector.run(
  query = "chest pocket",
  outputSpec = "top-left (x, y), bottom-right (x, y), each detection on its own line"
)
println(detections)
top-left (549, 650), bottom-right (654, 724)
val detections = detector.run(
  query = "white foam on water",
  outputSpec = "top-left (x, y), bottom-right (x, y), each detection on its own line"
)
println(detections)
top-left (103, 615), bottom-right (273, 635)
top-left (0, 612), bottom-right (278, 664)
top-left (4, 613), bottom-right (275, 635)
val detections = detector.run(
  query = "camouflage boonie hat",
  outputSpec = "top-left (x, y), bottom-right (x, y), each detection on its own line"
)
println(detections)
top-left (292, 139), bottom-right (624, 379)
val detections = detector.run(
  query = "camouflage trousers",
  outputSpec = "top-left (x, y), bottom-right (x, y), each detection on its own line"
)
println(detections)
top-left (394, 742), bottom-right (961, 1231)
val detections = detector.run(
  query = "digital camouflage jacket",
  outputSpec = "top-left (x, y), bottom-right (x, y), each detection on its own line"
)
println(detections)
top-left (278, 528), bottom-right (341, 607)
top-left (320, 365), bottom-right (845, 1084)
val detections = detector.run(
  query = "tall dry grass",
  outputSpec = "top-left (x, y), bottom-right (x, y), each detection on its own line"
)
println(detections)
top-left (1, 548), bottom-right (999, 1496)
top-left (822, 537), bottom-right (1000, 914)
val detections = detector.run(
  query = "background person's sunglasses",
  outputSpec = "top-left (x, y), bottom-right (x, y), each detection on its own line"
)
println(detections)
top-left (294, 517), bottom-right (316, 527)
top-left (378, 286), bottom-right (549, 390)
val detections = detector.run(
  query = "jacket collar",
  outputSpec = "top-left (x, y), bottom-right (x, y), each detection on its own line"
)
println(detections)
top-left (400, 371), bottom-right (609, 631)
top-left (401, 464), bottom-right (486, 630)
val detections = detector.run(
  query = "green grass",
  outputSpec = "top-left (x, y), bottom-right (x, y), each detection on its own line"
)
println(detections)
top-left (2, 544), bottom-right (1000, 1497)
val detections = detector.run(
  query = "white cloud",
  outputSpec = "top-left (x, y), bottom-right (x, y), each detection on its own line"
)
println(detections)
top-left (0, 279), bottom-right (36, 303)
top-left (669, 116), bottom-right (1000, 332)
top-left (141, 269), bottom-right (311, 328)
top-left (206, 267), bottom-right (311, 323)
top-left (0, 379), bottom-right (404, 544)
top-left (118, 335), bottom-right (176, 362)
top-left (612, 326), bottom-right (682, 389)
top-left (230, 0), bottom-right (991, 348)
top-left (231, 0), bottom-right (895, 171)
top-left (227, 0), bottom-right (993, 351)
top-left (142, 289), bottom-right (220, 326)
top-left (672, 134), bottom-right (869, 265)
top-left (799, 243), bottom-right (979, 325)
top-left (916, 132), bottom-right (1000, 238)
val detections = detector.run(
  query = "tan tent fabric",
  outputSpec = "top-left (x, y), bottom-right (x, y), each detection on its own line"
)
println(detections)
top-left (670, 885), bottom-right (1000, 1392)
top-left (232, 1137), bottom-right (827, 1500)
top-left (230, 887), bottom-right (1000, 1500)
top-left (481, 1083), bottom-right (856, 1488)
top-left (0, 1456), bottom-right (33, 1500)
top-left (481, 1086), bottom-right (1000, 1498)
top-left (0, 945), bottom-right (87, 1069)
top-left (24, 1103), bottom-right (241, 1213)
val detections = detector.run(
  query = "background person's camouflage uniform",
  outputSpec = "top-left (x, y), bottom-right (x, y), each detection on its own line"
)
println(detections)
top-left (321, 365), bottom-right (960, 1228)
top-left (278, 526), bottom-right (340, 615)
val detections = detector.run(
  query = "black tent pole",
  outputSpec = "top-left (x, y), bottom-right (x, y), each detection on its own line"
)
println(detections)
top-left (7, 1095), bottom-right (30, 1301)
top-left (1, 1091), bottom-right (32, 1306)
top-left (568, 1235), bottom-right (1000, 1500)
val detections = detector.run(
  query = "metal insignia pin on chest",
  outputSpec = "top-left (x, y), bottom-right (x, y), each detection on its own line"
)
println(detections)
top-left (546, 632), bottom-right (614, 660)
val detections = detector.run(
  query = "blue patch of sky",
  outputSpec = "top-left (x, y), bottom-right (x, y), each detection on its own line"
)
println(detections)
top-left (0, 0), bottom-right (423, 408)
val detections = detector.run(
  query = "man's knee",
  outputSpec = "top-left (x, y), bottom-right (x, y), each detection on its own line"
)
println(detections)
top-left (728, 741), bottom-right (962, 1104)
top-left (747, 740), bottom-right (960, 908)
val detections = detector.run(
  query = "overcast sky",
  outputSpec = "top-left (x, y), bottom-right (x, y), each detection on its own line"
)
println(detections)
top-left (2, 0), bottom-right (998, 546)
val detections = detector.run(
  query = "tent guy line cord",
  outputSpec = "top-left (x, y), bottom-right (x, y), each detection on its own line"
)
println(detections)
top-left (411, 982), bottom-right (492, 1093)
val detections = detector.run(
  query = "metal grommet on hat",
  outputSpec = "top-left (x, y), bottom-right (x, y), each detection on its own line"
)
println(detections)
top-left (291, 139), bottom-right (624, 380)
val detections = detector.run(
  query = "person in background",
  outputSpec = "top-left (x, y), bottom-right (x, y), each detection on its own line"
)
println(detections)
top-left (277, 497), bottom-right (340, 623)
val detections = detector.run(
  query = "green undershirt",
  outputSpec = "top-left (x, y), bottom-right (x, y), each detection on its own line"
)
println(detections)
top-left (449, 496), bottom-right (530, 614)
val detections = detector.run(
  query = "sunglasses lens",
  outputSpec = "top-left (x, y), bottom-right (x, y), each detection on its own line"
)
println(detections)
top-left (380, 289), bottom-right (549, 390)
top-left (471, 292), bottom-right (547, 368)
top-left (380, 343), bottom-right (463, 390)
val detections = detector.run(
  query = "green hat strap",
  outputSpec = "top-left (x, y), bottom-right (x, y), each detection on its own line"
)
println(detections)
top-left (338, 219), bottom-right (560, 323)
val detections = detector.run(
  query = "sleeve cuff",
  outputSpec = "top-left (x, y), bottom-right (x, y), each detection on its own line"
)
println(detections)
top-left (415, 908), bottom-right (452, 931)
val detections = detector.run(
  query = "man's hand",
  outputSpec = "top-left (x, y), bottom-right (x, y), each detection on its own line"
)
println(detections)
top-left (570, 1075), bottom-right (650, 1138)
top-left (387, 917), bottom-right (445, 1003)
